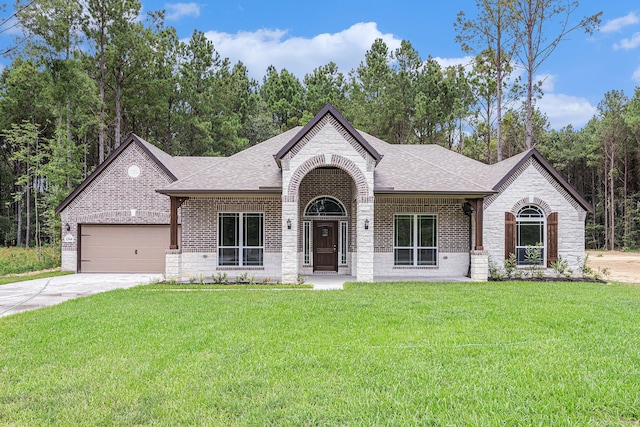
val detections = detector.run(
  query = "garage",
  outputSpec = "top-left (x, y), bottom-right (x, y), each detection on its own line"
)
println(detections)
top-left (79, 225), bottom-right (172, 273)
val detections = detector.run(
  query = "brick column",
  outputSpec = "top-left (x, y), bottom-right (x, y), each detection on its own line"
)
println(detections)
top-left (356, 199), bottom-right (374, 282)
top-left (281, 199), bottom-right (298, 283)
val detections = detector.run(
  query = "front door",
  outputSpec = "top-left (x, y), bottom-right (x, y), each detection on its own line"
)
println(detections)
top-left (313, 221), bottom-right (338, 272)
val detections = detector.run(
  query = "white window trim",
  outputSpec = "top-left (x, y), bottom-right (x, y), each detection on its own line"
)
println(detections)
top-left (515, 205), bottom-right (546, 266)
top-left (218, 212), bottom-right (264, 267)
top-left (393, 213), bottom-right (438, 267)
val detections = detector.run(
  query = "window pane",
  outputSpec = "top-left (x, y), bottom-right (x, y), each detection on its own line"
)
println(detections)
top-left (517, 247), bottom-right (544, 265)
top-left (340, 221), bottom-right (347, 265)
top-left (305, 197), bottom-right (346, 216)
top-left (394, 249), bottom-right (413, 265)
top-left (244, 213), bottom-right (263, 247)
top-left (303, 221), bottom-right (310, 264)
top-left (418, 249), bottom-right (437, 265)
top-left (418, 215), bottom-right (436, 247)
top-left (219, 248), bottom-right (239, 266)
top-left (243, 248), bottom-right (263, 266)
top-left (220, 213), bottom-right (238, 247)
top-left (519, 222), bottom-right (542, 246)
top-left (395, 215), bottom-right (413, 247)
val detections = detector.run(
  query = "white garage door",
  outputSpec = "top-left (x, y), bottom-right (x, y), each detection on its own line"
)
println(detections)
top-left (80, 225), bottom-right (173, 273)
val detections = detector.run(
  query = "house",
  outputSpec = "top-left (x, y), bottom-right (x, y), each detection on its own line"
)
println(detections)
top-left (56, 104), bottom-right (591, 282)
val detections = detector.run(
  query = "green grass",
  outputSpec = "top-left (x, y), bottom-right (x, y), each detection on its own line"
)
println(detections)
top-left (0, 270), bottom-right (73, 286)
top-left (140, 282), bottom-right (313, 290)
top-left (1, 281), bottom-right (639, 426)
top-left (0, 246), bottom-right (61, 275)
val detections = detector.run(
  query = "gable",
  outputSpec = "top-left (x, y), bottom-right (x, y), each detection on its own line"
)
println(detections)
top-left (274, 104), bottom-right (382, 168)
top-left (484, 149), bottom-right (593, 216)
top-left (485, 151), bottom-right (592, 214)
top-left (55, 135), bottom-right (177, 214)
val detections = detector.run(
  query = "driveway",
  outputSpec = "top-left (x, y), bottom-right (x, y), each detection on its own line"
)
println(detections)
top-left (0, 273), bottom-right (162, 318)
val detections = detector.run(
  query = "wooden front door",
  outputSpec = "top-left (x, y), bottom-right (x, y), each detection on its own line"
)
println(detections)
top-left (313, 221), bottom-right (338, 272)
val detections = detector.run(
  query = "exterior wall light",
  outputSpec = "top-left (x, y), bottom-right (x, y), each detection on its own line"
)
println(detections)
top-left (287, 218), bottom-right (292, 230)
top-left (364, 219), bottom-right (369, 230)
top-left (65, 223), bottom-right (71, 231)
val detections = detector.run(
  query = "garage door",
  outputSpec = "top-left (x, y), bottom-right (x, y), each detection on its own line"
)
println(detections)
top-left (80, 225), bottom-right (173, 273)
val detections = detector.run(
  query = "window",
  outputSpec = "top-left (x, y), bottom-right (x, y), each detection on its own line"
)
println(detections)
top-left (303, 221), bottom-right (311, 265)
top-left (339, 221), bottom-right (348, 265)
top-left (516, 205), bottom-right (544, 265)
top-left (218, 213), bottom-right (264, 266)
top-left (304, 197), bottom-right (346, 216)
top-left (394, 214), bottom-right (437, 266)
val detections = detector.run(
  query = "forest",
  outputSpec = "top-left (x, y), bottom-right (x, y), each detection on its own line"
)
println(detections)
top-left (0, 0), bottom-right (636, 252)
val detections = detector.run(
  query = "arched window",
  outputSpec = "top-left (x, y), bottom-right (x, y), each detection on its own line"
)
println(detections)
top-left (516, 205), bottom-right (545, 265)
top-left (304, 197), bottom-right (346, 216)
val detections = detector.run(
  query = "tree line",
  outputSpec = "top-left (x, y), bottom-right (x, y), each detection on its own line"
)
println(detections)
top-left (0, 0), bottom-right (636, 252)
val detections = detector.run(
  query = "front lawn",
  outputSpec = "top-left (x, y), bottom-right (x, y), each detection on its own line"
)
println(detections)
top-left (1, 281), bottom-right (639, 425)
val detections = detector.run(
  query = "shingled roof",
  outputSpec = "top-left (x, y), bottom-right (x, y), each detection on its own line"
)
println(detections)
top-left (55, 134), bottom-right (222, 213)
top-left (56, 107), bottom-right (591, 213)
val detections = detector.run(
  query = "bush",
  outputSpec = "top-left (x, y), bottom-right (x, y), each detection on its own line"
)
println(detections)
top-left (0, 246), bottom-right (60, 275)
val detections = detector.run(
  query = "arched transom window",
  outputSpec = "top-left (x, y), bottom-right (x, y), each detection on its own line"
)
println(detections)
top-left (516, 205), bottom-right (545, 265)
top-left (304, 197), bottom-right (346, 216)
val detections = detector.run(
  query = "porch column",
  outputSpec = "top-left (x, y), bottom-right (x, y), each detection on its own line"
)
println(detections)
top-left (281, 198), bottom-right (298, 283)
top-left (356, 198), bottom-right (374, 282)
top-left (474, 198), bottom-right (484, 250)
top-left (470, 198), bottom-right (488, 281)
top-left (169, 196), bottom-right (187, 249)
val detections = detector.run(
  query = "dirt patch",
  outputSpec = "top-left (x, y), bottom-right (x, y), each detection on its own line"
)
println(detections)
top-left (587, 251), bottom-right (640, 284)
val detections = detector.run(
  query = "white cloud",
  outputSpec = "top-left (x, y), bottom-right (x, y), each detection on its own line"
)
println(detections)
top-left (433, 56), bottom-right (474, 70)
top-left (537, 93), bottom-right (597, 130)
top-left (632, 65), bottom-right (640, 82)
top-left (203, 22), bottom-right (403, 80)
top-left (613, 32), bottom-right (640, 50)
top-left (536, 73), bottom-right (556, 93)
top-left (165, 2), bottom-right (200, 21)
top-left (601, 12), bottom-right (639, 33)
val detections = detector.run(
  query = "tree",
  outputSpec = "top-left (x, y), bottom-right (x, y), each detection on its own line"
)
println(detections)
top-left (347, 38), bottom-right (393, 140)
top-left (511, 0), bottom-right (601, 149)
top-left (597, 90), bottom-right (628, 250)
top-left (387, 40), bottom-right (421, 144)
top-left (455, 0), bottom-right (518, 160)
top-left (261, 66), bottom-right (306, 131)
top-left (304, 62), bottom-right (347, 115)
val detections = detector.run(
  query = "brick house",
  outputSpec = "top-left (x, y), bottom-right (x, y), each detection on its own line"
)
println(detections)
top-left (56, 104), bottom-right (591, 282)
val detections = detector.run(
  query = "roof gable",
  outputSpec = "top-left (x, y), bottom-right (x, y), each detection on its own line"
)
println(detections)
top-left (55, 134), bottom-right (177, 214)
top-left (493, 148), bottom-right (593, 212)
top-left (274, 104), bottom-right (383, 167)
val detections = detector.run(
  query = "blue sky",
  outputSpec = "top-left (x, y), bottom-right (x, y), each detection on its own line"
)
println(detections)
top-left (2, 1), bottom-right (640, 130)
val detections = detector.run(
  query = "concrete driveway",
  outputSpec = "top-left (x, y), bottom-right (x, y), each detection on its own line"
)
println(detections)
top-left (0, 273), bottom-right (162, 318)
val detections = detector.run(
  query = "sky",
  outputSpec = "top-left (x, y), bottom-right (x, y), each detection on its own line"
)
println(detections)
top-left (1, 0), bottom-right (640, 131)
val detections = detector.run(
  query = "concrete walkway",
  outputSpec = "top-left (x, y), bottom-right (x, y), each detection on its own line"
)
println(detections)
top-left (0, 273), bottom-right (162, 318)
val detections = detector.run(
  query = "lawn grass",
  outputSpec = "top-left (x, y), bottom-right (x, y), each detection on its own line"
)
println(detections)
top-left (1, 281), bottom-right (639, 425)
top-left (140, 282), bottom-right (313, 290)
top-left (0, 270), bottom-right (72, 286)
top-left (0, 246), bottom-right (60, 275)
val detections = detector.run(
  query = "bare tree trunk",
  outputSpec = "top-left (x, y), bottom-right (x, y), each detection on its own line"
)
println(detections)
top-left (25, 178), bottom-right (31, 248)
top-left (114, 68), bottom-right (122, 149)
top-left (609, 168), bottom-right (615, 250)
top-left (16, 198), bottom-right (22, 247)
top-left (98, 16), bottom-right (106, 163)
